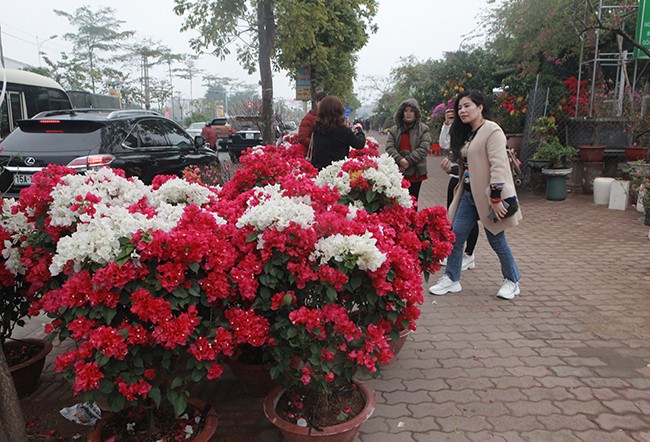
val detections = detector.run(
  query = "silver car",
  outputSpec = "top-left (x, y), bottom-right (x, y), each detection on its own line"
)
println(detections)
top-left (185, 122), bottom-right (205, 138)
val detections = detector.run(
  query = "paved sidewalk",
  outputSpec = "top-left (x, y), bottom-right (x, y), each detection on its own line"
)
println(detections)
top-left (17, 132), bottom-right (650, 441)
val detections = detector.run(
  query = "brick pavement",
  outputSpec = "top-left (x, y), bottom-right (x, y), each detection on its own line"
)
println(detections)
top-left (17, 131), bottom-right (650, 441)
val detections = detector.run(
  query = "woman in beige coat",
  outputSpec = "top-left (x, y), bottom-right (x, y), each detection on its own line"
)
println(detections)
top-left (429, 91), bottom-right (522, 300)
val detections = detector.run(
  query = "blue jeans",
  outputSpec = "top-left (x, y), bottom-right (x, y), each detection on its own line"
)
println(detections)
top-left (446, 191), bottom-right (521, 283)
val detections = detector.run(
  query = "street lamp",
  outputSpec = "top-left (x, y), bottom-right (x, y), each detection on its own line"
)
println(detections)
top-left (37, 34), bottom-right (57, 67)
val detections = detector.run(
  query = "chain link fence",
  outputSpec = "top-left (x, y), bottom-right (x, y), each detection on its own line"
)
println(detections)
top-left (517, 82), bottom-right (631, 194)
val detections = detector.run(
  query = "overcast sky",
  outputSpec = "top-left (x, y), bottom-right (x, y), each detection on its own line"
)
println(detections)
top-left (0, 0), bottom-right (492, 104)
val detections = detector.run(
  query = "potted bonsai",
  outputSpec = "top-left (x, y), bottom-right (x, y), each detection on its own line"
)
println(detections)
top-left (530, 117), bottom-right (577, 200)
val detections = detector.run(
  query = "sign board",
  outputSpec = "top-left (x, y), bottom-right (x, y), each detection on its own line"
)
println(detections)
top-left (344, 107), bottom-right (350, 117)
top-left (296, 66), bottom-right (311, 101)
top-left (635, 0), bottom-right (650, 59)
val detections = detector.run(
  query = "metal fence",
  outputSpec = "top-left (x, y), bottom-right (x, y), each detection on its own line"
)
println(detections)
top-left (518, 82), bottom-right (631, 193)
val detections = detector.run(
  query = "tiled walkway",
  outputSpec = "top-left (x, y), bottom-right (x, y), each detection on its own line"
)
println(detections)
top-left (17, 132), bottom-right (650, 441)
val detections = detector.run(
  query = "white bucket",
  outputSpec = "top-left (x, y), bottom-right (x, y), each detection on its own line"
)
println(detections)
top-left (593, 177), bottom-right (615, 205)
top-left (608, 180), bottom-right (630, 211)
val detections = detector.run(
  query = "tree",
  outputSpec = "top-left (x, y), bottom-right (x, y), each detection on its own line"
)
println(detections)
top-left (120, 39), bottom-right (177, 110)
top-left (173, 0), bottom-right (377, 143)
top-left (0, 345), bottom-right (27, 442)
top-left (273, 0), bottom-right (378, 103)
top-left (54, 5), bottom-right (134, 93)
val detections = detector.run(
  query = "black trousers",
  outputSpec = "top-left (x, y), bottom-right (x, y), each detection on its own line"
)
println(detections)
top-left (447, 177), bottom-right (479, 255)
top-left (408, 181), bottom-right (422, 207)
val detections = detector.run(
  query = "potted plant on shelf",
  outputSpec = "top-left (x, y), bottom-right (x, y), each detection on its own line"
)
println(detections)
top-left (0, 199), bottom-right (54, 399)
top-left (529, 117), bottom-right (577, 200)
top-left (210, 143), bottom-right (454, 440)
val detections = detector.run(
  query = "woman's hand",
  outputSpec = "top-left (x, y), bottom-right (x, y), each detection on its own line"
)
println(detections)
top-left (490, 201), bottom-right (508, 220)
top-left (444, 109), bottom-right (455, 126)
top-left (352, 123), bottom-right (363, 134)
top-left (440, 157), bottom-right (453, 174)
top-left (398, 158), bottom-right (409, 171)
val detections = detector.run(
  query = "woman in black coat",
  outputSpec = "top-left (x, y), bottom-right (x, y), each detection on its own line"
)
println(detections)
top-left (311, 95), bottom-right (365, 170)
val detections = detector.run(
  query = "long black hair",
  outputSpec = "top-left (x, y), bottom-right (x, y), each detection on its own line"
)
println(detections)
top-left (449, 90), bottom-right (491, 161)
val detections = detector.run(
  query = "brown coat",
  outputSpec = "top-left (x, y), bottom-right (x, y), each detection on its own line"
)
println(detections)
top-left (448, 120), bottom-right (522, 235)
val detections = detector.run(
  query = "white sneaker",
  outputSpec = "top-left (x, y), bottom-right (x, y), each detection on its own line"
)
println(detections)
top-left (440, 257), bottom-right (448, 266)
top-left (461, 253), bottom-right (475, 270)
top-left (496, 279), bottom-right (520, 300)
top-left (429, 275), bottom-right (462, 296)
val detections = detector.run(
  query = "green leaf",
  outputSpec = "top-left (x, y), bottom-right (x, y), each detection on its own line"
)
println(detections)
top-left (245, 233), bottom-right (258, 243)
top-left (173, 392), bottom-right (188, 417)
top-left (171, 377), bottom-right (183, 390)
top-left (188, 262), bottom-right (200, 273)
top-left (110, 395), bottom-right (126, 412)
top-left (366, 189), bottom-right (376, 202)
top-left (326, 286), bottom-right (338, 302)
top-left (148, 387), bottom-right (162, 407)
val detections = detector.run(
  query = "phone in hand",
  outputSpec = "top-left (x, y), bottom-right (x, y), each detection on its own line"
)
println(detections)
top-left (487, 200), bottom-right (510, 223)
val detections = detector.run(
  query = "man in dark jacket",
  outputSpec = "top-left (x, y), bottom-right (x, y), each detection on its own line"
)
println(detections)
top-left (297, 91), bottom-right (328, 153)
top-left (385, 98), bottom-right (432, 205)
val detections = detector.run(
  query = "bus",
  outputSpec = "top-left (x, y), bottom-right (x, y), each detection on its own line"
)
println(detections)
top-left (67, 90), bottom-right (120, 109)
top-left (1, 68), bottom-right (72, 139)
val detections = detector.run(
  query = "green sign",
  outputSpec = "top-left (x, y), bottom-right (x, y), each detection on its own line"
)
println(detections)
top-left (635, 0), bottom-right (650, 59)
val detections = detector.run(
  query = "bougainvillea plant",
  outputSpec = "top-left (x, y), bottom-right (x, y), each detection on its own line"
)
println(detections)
top-left (209, 143), bottom-right (454, 426)
top-left (3, 140), bottom-right (454, 427)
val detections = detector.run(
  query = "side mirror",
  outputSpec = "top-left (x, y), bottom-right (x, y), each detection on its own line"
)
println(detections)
top-left (195, 135), bottom-right (206, 147)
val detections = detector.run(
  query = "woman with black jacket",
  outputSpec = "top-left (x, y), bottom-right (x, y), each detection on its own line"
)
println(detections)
top-left (311, 95), bottom-right (365, 170)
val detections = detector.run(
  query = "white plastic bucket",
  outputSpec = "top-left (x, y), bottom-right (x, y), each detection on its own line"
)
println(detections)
top-left (608, 180), bottom-right (630, 211)
top-left (593, 177), bottom-right (615, 205)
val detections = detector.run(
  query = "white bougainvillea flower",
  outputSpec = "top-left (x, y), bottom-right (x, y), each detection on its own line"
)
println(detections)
top-left (310, 231), bottom-right (386, 272)
top-left (236, 184), bottom-right (315, 231)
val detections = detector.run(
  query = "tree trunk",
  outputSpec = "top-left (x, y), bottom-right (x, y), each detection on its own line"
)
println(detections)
top-left (0, 342), bottom-right (28, 441)
top-left (257, 0), bottom-right (275, 145)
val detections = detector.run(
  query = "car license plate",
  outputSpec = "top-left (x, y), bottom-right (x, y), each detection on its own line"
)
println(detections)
top-left (245, 132), bottom-right (254, 139)
top-left (13, 174), bottom-right (33, 186)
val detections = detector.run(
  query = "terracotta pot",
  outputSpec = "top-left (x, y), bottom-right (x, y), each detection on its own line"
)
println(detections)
top-left (578, 145), bottom-right (606, 162)
top-left (624, 146), bottom-right (649, 162)
top-left (6, 338), bottom-right (53, 398)
top-left (263, 381), bottom-right (376, 442)
top-left (387, 328), bottom-right (412, 358)
top-left (226, 357), bottom-right (278, 397)
top-left (87, 397), bottom-right (218, 442)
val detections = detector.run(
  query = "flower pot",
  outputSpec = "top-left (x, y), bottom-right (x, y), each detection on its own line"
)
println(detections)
top-left (387, 328), bottom-right (412, 358)
top-left (87, 397), bottom-right (218, 442)
top-left (263, 381), bottom-right (376, 442)
top-left (542, 168), bottom-right (572, 201)
top-left (506, 134), bottom-right (523, 156)
top-left (5, 338), bottom-right (53, 398)
top-left (226, 357), bottom-right (278, 397)
top-left (624, 146), bottom-right (649, 162)
top-left (578, 145), bottom-right (606, 162)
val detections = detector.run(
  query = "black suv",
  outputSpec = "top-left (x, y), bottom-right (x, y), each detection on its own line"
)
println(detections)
top-left (228, 115), bottom-right (262, 162)
top-left (0, 109), bottom-right (218, 198)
